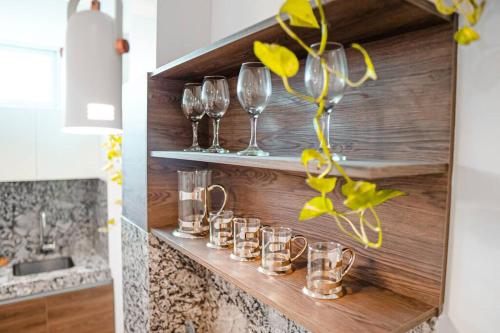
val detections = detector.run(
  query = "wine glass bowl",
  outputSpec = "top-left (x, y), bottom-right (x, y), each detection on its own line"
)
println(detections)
top-left (305, 42), bottom-right (348, 161)
top-left (181, 83), bottom-right (205, 152)
top-left (202, 76), bottom-right (230, 153)
top-left (236, 62), bottom-right (272, 156)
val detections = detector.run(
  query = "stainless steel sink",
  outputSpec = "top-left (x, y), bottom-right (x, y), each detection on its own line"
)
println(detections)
top-left (13, 257), bottom-right (74, 276)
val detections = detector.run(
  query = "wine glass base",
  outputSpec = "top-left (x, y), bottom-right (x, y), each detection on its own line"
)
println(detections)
top-left (206, 146), bottom-right (230, 154)
top-left (183, 146), bottom-right (205, 152)
top-left (316, 149), bottom-right (347, 162)
top-left (332, 153), bottom-right (346, 162)
top-left (237, 147), bottom-right (269, 157)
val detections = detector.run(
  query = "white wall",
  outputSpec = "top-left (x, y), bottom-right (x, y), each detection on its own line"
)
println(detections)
top-left (156, 0), bottom-right (211, 67)
top-left (0, 0), bottom-right (104, 182)
top-left (210, 0), bottom-right (282, 42)
top-left (155, 0), bottom-right (281, 67)
top-left (436, 4), bottom-right (500, 333)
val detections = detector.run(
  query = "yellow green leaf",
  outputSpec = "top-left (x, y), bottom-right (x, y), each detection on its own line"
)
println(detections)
top-left (280, 0), bottom-right (320, 29)
top-left (110, 135), bottom-right (122, 144)
top-left (352, 43), bottom-right (377, 81)
top-left (466, 0), bottom-right (486, 26)
top-left (299, 196), bottom-right (333, 221)
top-left (301, 149), bottom-right (325, 169)
top-left (306, 176), bottom-right (337, 194)
top-left (254, 41), bottom-right (299, 78)
top-left (107, 149), bottom-right (122, 160)
top-left (111, 171), bottom-right (123, 185)
top-left (107, 218), bottom-right (116, 225)
top-left (102, 162), bottom-right (114, 172)
top-left (342, 180), bottom-right (376, 210)
top-left (454, 26), bottom-right (480, 45)
top-left (342, 180), bottom-right (404, 211)
top-left (434, 0), bottom-right (457, 15)
top-left (370, 189), bottom-right (405, 207)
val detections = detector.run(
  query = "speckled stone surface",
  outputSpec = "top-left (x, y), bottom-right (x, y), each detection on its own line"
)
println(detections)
top-left (122, 218), bottom-right (150, 333)
top-left (408, 318), bottom-right (437, 333)
top-left (0, 179), bottom-right (108, 262)
top-left (148, 234), bottom-right (309, 333)
top-left (0, 179), bottom-right (110, 304)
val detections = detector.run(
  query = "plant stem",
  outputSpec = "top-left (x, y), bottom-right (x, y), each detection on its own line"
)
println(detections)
top-left (275, 15), bottom-right (317, 57)
top-left (314, 0), bottom-right (328, 55)
top-left (282, 77), bottom-right (315, 103)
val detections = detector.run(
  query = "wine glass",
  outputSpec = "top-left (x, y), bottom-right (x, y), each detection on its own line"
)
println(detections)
top-left (181, 83), bottom-right (205, 152)
top-left (236, 62), bottom-right (272, 156)
top-left (201, 76), bottom-right (230, 154)
top-left (305, 42), bottom-right (348, 161)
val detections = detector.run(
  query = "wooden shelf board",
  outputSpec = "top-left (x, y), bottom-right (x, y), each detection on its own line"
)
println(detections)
top-left (151, 0), bottom-right (449, 80)
top-left (152, 227), bottom-right (437, 333)
top-left (150, 151), bottom-right (448, 179)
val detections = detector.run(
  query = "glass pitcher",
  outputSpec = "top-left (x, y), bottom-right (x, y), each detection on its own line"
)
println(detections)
top-left (175, 170), bottom-right (227, 238)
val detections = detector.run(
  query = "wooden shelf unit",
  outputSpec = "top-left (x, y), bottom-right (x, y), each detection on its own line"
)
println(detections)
top-left (151, 151), bottom-right (448, 179)
top-left (152, 0), bottom-right (449, 80)
top-left (153, 227), bottom-right (436, 333)
top-left (134, 0), bottom-right (458, 331)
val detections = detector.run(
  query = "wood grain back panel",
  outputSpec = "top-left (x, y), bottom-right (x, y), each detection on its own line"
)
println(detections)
top-left (212, 24), bottom-right (454, 163)
top-left (209, 164), bottom-right (448, 306)
top-left (147, 76), bottom-right (210, 229)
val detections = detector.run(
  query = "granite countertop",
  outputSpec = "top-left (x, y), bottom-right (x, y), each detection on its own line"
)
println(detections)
top-left (0, 252), bottom-right (112, 304)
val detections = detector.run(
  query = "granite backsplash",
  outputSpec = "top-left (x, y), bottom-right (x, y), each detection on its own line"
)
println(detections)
top-left (0, 179), bottom-right (108, 262)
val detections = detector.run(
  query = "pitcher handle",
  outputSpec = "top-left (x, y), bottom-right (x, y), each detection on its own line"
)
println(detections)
top-left (341, 248), bottom-right (356, 278)
top-left (208, 184), bottom-right (228, 222)
top-left (290, 235), bottom-right (308, 262)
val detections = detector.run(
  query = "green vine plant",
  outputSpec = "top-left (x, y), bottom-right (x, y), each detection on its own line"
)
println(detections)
top-left (101, 134), bottom-right (123, 229)
top-left (434, 0), bottom-right (487, 45)
top-left (253, 0), bottom-right (405, 248)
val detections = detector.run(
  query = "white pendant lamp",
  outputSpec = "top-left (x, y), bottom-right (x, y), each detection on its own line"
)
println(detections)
top-left (63, 0), bottom-right (128, 135)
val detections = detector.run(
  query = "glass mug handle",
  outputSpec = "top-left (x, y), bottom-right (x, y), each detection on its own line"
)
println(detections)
top-left (290, 235), bottom-right (308, 262)
top-left (341, 248), bottom-right (356, 278)
top-left (207, 184), bottom-right (228, 222)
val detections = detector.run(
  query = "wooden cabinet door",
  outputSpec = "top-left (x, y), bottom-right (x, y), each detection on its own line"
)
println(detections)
top-left (46, 284), bottom-right (114, 333)
top-left (0, 298), bottom-right (47, 333)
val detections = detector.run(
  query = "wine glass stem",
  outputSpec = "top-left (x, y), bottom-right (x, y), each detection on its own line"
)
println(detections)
top-left (249, 116), bottom-right (259, 148)
top-left (212, 118), bottom-right (221, 147)
top-left (322, 108), bottom-right (333, 149)
top-left (191, 121), bottom-right (199, 147)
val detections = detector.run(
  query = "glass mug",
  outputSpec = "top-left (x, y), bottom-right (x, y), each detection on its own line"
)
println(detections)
top-left (175, 170), bottom-right (227, 238)
top-left (230, 218), bottom-right (261, 261)
top-left (302, 242), bottom-right (355, 300)
top-left (258, 227), bottom-right (308, 276)
top-left (207, 210), bottom-right (234, 249)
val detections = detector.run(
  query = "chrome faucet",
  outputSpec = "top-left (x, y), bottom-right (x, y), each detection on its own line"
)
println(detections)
top-left (39, 212), bottom-right (56, 253)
